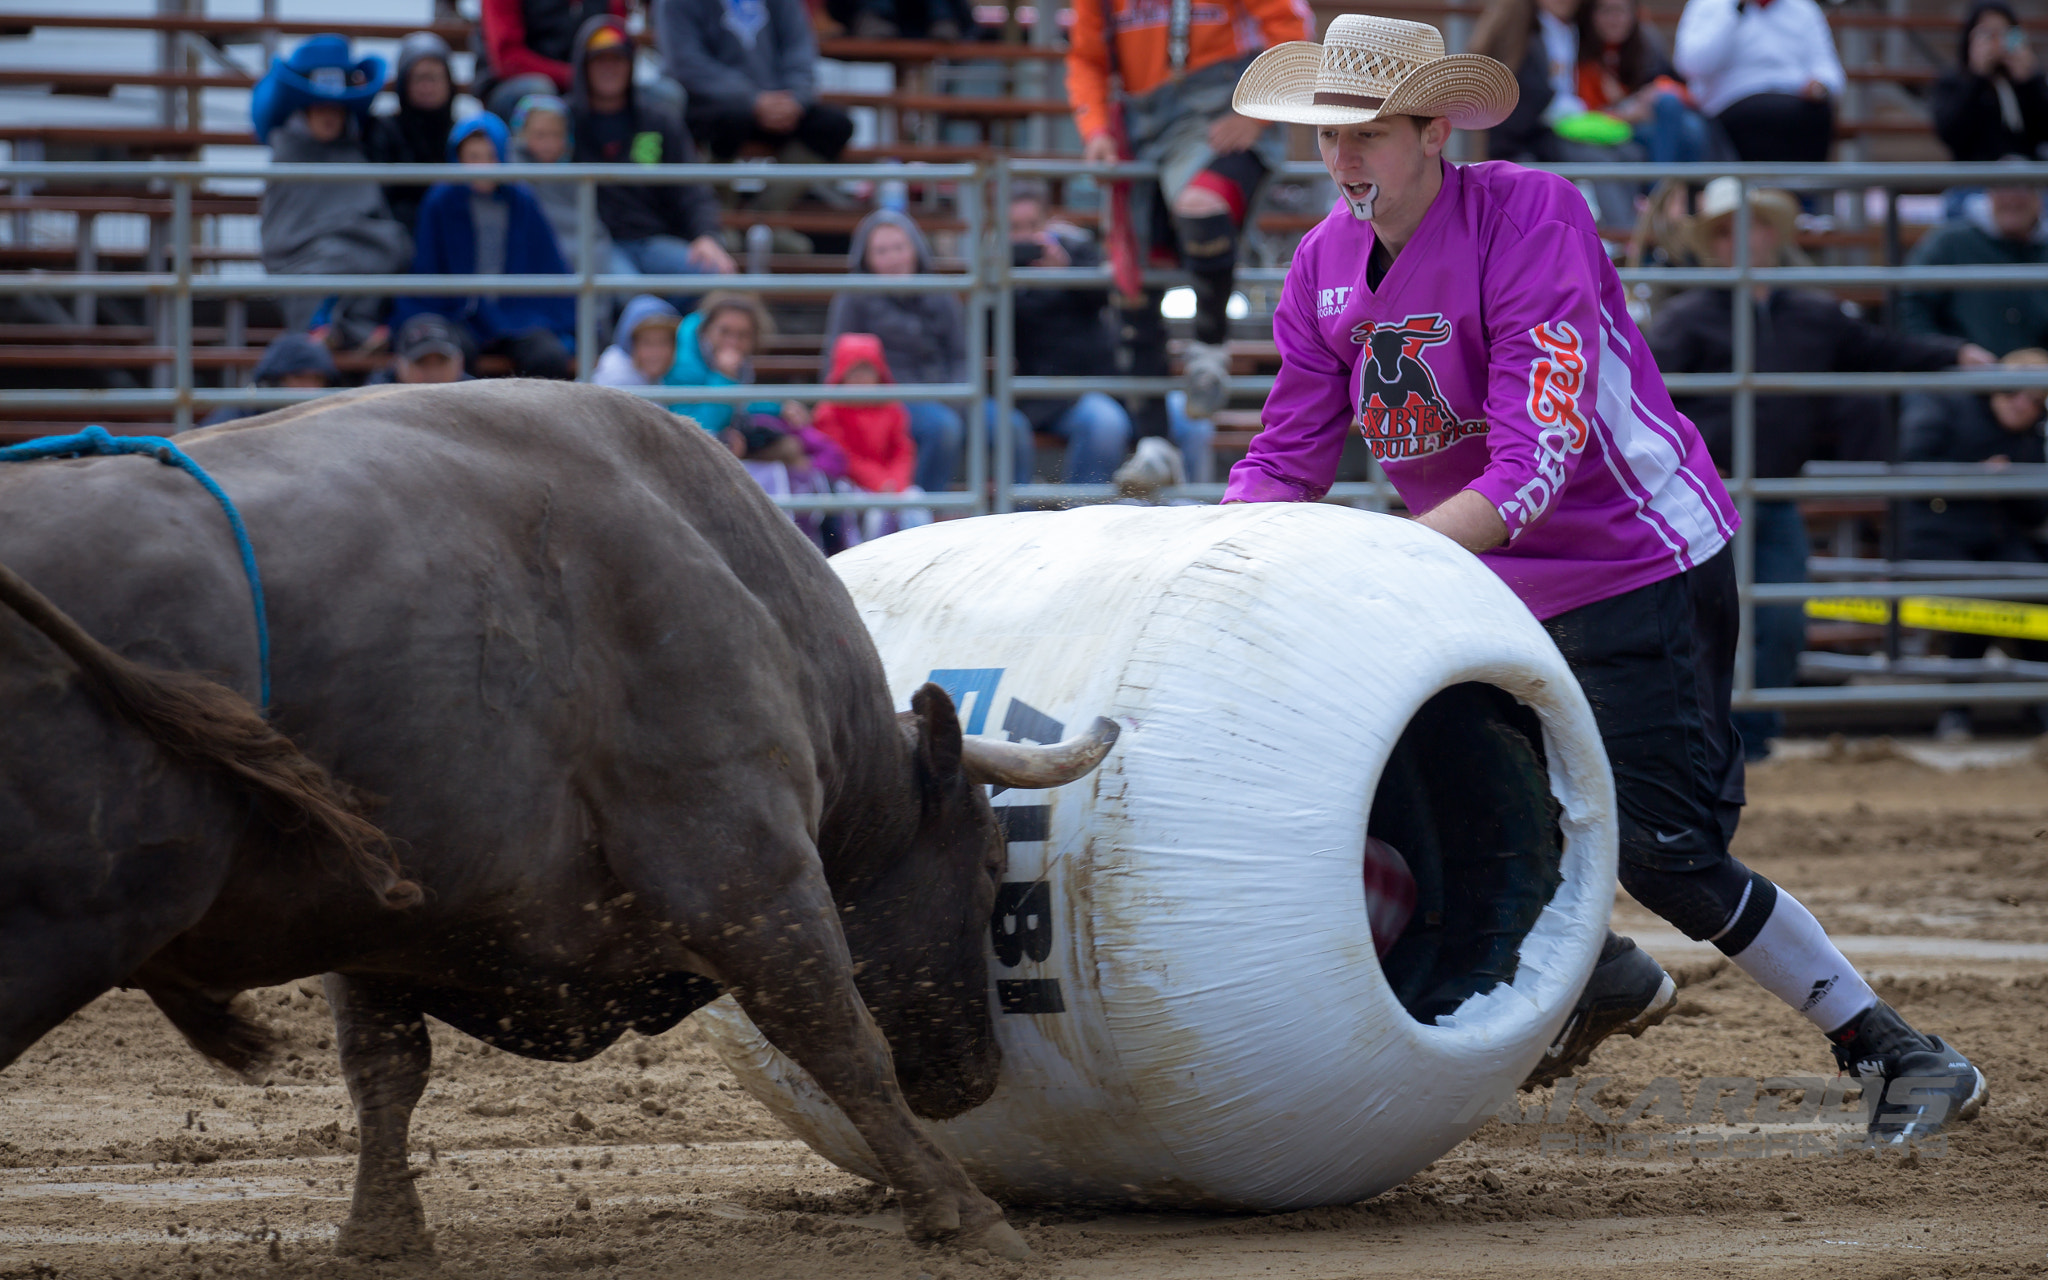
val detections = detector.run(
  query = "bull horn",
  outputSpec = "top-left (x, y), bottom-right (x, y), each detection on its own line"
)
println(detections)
top-left (961, 717), bottom-right (1120, 790)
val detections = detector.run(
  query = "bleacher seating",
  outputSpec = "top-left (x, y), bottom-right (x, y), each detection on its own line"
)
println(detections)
top-left (0, 0), bottom-right (1987, 474)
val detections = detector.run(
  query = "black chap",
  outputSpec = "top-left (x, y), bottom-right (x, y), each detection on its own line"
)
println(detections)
top-left (1543, 547), bottom-right (1757, 936)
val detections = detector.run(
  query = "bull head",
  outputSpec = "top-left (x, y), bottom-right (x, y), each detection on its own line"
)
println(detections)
top-left (855, 687), bottom-right (1117, 1121)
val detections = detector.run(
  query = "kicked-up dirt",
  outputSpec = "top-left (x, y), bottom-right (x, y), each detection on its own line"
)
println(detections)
top-left (2, 745), bottom-right (2045, 1279)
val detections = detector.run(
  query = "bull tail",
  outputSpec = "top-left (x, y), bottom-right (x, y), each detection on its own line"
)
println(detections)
top-left (146, 986), bottom-right (282, 1083)
top-left (0, 560), bottom-right (422, 910)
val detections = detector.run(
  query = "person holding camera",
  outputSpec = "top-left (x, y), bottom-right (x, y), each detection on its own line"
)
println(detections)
top-left (1934, 4), bottom-right (2048, 162)
top-left (998, 182), bottom-right (1136, 487)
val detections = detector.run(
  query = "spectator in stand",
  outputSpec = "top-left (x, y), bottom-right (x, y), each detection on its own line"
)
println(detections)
top-left (593, 293), bottom-right (682, 387)
top-left (1068, 0), bottom-right (1308, 482)
top-left (1899, 346), bottom-right (2048, 739)
top-left (371, 313), bottom-right (474, 384)
top-left (665, 292), bottom-right (808, 457)
top-left (665, 292), bottom-right (849, 546)
top-left (1575, 0), bottom-right (1710, 164)
top-left (1673, 0), bottom-right (1843, 164)
top-left (814, 333), bottom-right (916, 497)
top-left (476, 0), bottom-right (626, 121)
top-left (197, 334), bottom-right (338, 428)
top-left (252, 35), bottom-right (412, 350)
top-left (821, 211), bottom-right (969, 494)
top-left (364, 32), bottom-right (459, 236)
top-left (654, 0), bottom-right (854, 163)
top-left (1902, 177), bottom-right (2048, 357)
top-left (1469, 0), bottom-right (1641, 227)
top-left (394, 115), bottom-right (577, 381)
top-left (568, 17), bottom-right (736, 289)
top-left (1470, 0), bottom-right (1553, 161)
top-left (507, 94), bottom-right (617, 274)
top-left (814, 333), bottom-right (932, 543)
top-left (1649, 180), bottom-right (1993, 757)
top-left (824, 0), bottom-right (974, 41)
top-left (1002, 181), bottom-right (1138, 486)
top-left (1934, 4), bottom-right (2048, 163)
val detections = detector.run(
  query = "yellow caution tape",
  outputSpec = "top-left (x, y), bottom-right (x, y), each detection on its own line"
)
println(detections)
top-left (1803, 594), bottom-right (2048, 641)
top-left (1804, 597), bottom-right (1890, 626)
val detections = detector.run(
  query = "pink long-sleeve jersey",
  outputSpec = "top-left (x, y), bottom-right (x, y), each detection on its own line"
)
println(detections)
top-left (1224, 159), bottom-right (1738, 620)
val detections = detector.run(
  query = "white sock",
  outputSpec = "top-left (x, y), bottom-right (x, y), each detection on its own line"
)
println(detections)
top-left (1722, 887), bottom-right (1877, 1034)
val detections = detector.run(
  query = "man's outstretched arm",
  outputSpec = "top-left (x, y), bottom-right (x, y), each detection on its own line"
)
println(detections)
top-left (1415, 488), bottom-right (1508, 553)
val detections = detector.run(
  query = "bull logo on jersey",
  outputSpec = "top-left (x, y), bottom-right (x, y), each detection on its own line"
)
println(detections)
top-left (1350, 314), bottom-right (1486, 461)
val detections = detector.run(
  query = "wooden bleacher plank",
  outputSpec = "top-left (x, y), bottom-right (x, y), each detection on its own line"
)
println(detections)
top-left (0, 13), bottom-right (470, 41)
top-left (0, 69), bottom-right (254, 93)
top-left (0, 323), bottom-right (280, 345)
top-left (822, 90), bottom-right (1067, 120)
top-left (817, 37), bottom-right (1065, 62)
top-left (0, 246), bottom-right (256, 266)
top-left (0, 345), bottom-right (388, 371)
top-left (718, 208), bottom-right (966, 234)
top-left (0, 194), bottom-right (261, 217)
top-left (1845, 67), bottom-right (1937, 86)
top-left (1321, 0), bottom-right (1961, 33)
top-left (0, 125), bottom-right (253, 151)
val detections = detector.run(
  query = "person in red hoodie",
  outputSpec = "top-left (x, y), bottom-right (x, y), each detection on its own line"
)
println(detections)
top-left (813, 333), bottom-right (915, 496)
top-left (476, 0), bottom-right (627, 121)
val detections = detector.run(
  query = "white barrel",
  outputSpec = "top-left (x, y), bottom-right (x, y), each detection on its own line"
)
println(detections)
top-left (700, 504), bottom-right (1616, 1210)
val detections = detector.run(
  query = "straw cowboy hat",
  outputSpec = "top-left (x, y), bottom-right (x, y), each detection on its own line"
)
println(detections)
top-left (1232, 14), bottom-right (1519, 131)
top-left (1688, 177), bottom-right (1803, 262)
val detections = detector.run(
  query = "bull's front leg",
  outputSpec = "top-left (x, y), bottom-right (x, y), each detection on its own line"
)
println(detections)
top-left (323, 973), bottom-right (434, 1258)
top-left (630, 838), bottom-right (1026, 1260)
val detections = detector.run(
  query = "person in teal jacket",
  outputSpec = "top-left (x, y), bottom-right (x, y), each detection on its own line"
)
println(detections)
top-left (663, 293), bottom-right (797, 450)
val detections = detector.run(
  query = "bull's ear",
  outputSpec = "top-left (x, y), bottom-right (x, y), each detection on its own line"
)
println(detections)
top-left (910, 682), bottom-right (965, 781)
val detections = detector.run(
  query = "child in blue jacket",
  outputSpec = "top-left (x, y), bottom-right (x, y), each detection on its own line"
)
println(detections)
top-left (393, 114), bottom-right (576, 379)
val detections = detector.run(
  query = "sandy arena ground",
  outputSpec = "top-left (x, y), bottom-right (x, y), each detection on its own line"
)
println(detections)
top-left (3, 744), bottom-right (2046, 1280)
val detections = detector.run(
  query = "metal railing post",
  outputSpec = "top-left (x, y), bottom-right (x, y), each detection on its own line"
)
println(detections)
top-left (992, 160), bottom-right (1017, 515)
top-left (1731, 177), bottom-right (1757, 709)
top-left (575, 177), bottom-right (598, 381)
top-left (965, 162), bottom-right (990, 515)
top-left (171, 177), bottom-right (193, 432)
top-left (74, 212), bottom-right (97, 327)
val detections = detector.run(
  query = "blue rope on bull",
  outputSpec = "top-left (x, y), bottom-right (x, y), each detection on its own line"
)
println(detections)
top-left (0, 425), bottom-right (272, 709)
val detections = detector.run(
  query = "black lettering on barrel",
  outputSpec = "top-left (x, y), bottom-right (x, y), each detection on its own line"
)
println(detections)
top-left (991, 880), bottom-right (1053, 967)
top-left (997, 979), bottom-right (1066, 1015)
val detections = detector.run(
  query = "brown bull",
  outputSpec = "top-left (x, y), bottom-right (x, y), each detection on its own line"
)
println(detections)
top-left (0, 381), bottom-right (1116, 1259)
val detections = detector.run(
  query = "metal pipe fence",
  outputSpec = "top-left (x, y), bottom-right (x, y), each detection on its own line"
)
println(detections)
top-left (5, 158), bottom-right (2048, 714)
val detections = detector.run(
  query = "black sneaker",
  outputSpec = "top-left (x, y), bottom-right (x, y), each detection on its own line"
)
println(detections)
top-left (1521, 932), bottom-right (1677, 1091)
top-left (1829, 1000), bottom-right (1988, 1144)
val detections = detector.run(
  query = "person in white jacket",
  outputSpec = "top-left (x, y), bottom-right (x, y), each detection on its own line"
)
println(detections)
top-left (1675, 0), bottom-right (1845, 162)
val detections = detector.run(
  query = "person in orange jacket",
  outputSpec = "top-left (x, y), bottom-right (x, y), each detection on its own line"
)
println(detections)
top-left (1066, 0), bottom-right (1313, 483)
top-left (813, 333), bottom-right (916, 496)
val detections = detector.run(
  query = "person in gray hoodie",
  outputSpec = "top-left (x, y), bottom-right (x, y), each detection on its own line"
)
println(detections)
top-left (820, 210), bottom-right (971, 493)
top-left (254, 35), bottom-right (413, 347)
top-left (507, 93), bottom-right (617, 275)
top-left (654, 0), bottom-right (853, 162)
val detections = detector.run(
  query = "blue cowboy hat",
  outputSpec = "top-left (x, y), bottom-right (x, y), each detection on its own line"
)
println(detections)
top-left (250, 34), bottom-right (388, 139)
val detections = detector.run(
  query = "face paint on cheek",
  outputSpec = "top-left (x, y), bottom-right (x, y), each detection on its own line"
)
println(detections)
top-left (1347, 183), bottom-right (1378, 221)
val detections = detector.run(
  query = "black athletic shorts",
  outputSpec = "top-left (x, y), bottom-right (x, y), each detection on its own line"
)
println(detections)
top-left (1540, 546), bottom-right (1746, 873)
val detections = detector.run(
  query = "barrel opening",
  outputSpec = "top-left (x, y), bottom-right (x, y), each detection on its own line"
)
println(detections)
top-left (1367, 682), bottom-right (1565, 1025)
